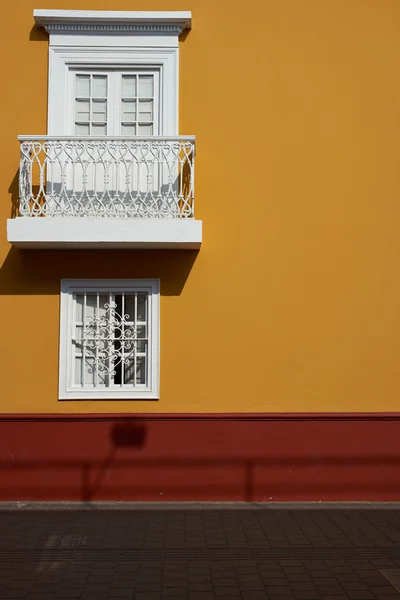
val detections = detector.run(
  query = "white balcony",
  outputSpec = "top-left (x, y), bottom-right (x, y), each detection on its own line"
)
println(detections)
top-left (7, 136), bottom-right (202, 249)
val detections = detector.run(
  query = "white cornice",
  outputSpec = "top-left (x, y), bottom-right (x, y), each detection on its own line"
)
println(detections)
top-left (33, 9), bottom-right (192, 35)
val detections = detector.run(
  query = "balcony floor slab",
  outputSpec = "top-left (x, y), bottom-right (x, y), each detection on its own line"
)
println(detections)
top-left (7, 217), bottom-right (202, 249)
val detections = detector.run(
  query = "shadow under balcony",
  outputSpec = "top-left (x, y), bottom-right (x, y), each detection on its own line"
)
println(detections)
top-left (7, 136), bottom-right (202, 249)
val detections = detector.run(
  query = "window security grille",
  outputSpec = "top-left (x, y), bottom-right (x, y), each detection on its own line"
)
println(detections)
top-left (59, 279), bottom-right (160, 400)
top-left (73, 292), bottom-right (149, 388)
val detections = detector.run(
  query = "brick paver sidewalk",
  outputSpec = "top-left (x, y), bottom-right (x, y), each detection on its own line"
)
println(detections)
top-left (0, 502), bottom-right (400, 599)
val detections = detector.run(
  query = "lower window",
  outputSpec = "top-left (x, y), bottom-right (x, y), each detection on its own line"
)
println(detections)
top-left (59, 279), bottom-right (160, 400)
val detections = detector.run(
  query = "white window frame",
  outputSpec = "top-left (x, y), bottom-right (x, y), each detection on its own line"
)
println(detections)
top-left (49, 48), bottom-right (177, 136)
top-left (59, 279), bottom-right (160, 400)
top-left (33, 10), bottom-right (193, 137)
top-left (71, 68), bottom-right (161, 136)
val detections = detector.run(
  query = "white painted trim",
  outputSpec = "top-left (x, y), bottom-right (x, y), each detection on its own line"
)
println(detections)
top-left (59, 278), bottom-right (160, 400)
top-left (47, 47), bottom-right (179, 136)
top-left (34, 10), bottom-right (192, 34)
top-left (34, 8), bottom-right (189, 138)
top-left (18, 135), bottom-right (195, 142)
top-left (7, 218), bottom-right (202, 249)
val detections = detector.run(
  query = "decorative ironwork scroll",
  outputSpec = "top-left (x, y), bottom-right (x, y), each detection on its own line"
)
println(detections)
top-left (19, 137), bottom-right (195, 219)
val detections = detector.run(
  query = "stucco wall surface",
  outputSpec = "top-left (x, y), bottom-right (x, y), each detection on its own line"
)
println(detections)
top-left (1, 0), bottom-right (400, 414)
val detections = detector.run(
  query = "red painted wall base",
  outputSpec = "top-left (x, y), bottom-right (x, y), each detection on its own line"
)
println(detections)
top-left (1, 414), bottom-right (400, 501)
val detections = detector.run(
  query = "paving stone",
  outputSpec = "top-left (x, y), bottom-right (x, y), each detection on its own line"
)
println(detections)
top-left (261, 577), bottom-right (288, 585)
top-left (56, 591), bottom-right (82, 598)
top-left (212, 578), bottom-right (237, 586)
top-left (347, 592), bottom-right (375, 599)
top-left (291, 582), bottom-right (318, 591)
top-left (287, 573), bottom-right (312, 582)
top-left (293, 592), bottom-right (323, 600)
top-left (265, 585), bottom-right (293, 595)
top-left (162, 588), bottom-right (187, 596)
top-left (241, 593), bottom-right (269, 600)
top-left (317, 587), bottom-right (346, 596)
top-left (369, 587), bottom-right (399, 595)
top-left (4, 503), bottom-right (400, 600)
top-left (239, 582), bottom-right (265, 590)
top-left (108, 589), bottom-right (135, 598)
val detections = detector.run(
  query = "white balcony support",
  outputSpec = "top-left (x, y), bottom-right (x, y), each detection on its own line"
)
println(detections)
top-left (8, 136), bottom-right (201, 249)
top-left (7, 218), bottom-right (202, 249)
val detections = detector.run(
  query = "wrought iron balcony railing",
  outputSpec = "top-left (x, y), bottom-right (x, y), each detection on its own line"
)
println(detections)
top-left (18, 136), bottom-right (195, 219)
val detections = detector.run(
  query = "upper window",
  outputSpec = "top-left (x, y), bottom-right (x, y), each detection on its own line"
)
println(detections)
top-left (59, 279), bottom-right (160, 400)
top-left (33, 10), bottom-right (192, 137)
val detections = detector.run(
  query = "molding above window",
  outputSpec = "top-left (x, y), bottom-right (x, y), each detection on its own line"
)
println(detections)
top-left (34, 9), bottom-right (192, 35)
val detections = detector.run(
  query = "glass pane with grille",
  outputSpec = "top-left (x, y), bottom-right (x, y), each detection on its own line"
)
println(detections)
top-left (121, 74), bottom-right (154, 136)
top-left (76, 75), bottom-right (90, 97)
top-left (122, 75), bottom-right (136, 97)
top-left (138, 75), bottom-right (153, 97)
top-left (75, 74), bottom-right (108, 135)
top-left (72, 291), bottom-right (149, 388)
top-left (92, 75), bottom-right (107, 98)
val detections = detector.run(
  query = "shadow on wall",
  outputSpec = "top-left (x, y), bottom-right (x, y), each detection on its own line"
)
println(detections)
top-left (1, 416), bottom-right (400, 501)
top-left (9, 170), bottom-right (19, 219)
top-left (0, 246), bottom-right (199, 296)
top-left (29, 24), bottom-right (48, 42)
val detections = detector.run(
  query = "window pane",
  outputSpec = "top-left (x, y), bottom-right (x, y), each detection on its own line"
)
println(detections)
top-left (86, 294), bottom-right (96, 320)
top-left (92, 75), bottom-right (107, 98)
top-left (75, 100), bottom-right (90, 121)
top-left (137, 324), bottom-right (146, 339)
top-left (84, 357), bottom-right (95, 385)
top-left (122, 100), bottom-right (136, 122)
top-left (74, 325), bottom-right (83, 354)
top-left (92, 124), bottom-right (107, 135)
top-left (75, 357), bottom-right (83, 385)
top-left (138, 123), bottom-right (153, 135)
top-left (75, 294), bottom-right (84, 321)
top-left (92, 100), bottom-right (107, 122)
top-left (125, 294), bottom-right (134, 321)
top-left (138, 75), bottom-right (153, 97)
top-left (136, 355), bottom-right (146, 385)
top-left (122, 124), bottom-right (136, 135)
top-left (138, 100), bottom-right (153, 122)
top-left (137, 339), bottom-right (147, 353)
top-left (122, 75), bottom-right (136, 97)
top-left (98, 294), bottom-right (108, 318)
top-left (137, 293), bottom-right (147, 321)
top-left (124, 358), bottom-right (135, 384)
top-left (122, 113), bottom-right (137, 123)
top-left (76, 123), bottom-right (90, 135)
top-left (97, 368), bottom-right (107, 386)
top-left (76, 75), bottom-right (90, 97)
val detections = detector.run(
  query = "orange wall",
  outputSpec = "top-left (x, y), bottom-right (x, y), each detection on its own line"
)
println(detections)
top-left (2, 0), bottom-right (400, 413)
